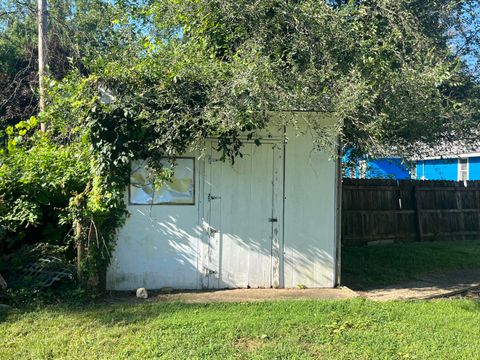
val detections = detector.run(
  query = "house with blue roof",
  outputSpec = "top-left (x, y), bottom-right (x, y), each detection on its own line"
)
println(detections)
top-left (416, 152), bottom-right (480, 181)
top-left (343, 157), bottom-right (412, 179)
top-left (343, 150), bottom-right (480, 180)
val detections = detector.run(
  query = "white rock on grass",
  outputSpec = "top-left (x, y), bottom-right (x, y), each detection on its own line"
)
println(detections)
top-left (136, 287), bottom-right (148, 299)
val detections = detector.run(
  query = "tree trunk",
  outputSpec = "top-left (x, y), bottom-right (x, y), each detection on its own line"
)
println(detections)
top-left (38, 0), bottom-right (47, 131)
top-left (75, 220), bottom-right (84, 287)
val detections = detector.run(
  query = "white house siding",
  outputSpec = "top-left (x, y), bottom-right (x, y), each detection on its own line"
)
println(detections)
top-left (106, 151), bottom-right (203, 290)
top-left (283, 122), bottom-right (337, 288)
top-left (107, 114), bottom-right (339, 290)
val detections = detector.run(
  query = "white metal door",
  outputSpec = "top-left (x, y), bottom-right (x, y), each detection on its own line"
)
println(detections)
top-left (202, 141), bottom-right (282, 288)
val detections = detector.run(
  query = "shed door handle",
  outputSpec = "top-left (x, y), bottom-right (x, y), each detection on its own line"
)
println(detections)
top-left (268, 218), bottom-right (278, 222)
top-left (208, 193), bottom-right (221, 201)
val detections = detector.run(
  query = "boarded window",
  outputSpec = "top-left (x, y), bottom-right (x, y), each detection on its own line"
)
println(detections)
top-left (129, 158), bottom-right (195, 205)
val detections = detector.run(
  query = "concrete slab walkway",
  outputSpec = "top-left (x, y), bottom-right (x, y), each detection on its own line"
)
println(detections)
top-left (155, 287), bottom-right (358, 303)
top-left (106, 269), bottom-right (480, 303)
top-left (107, 287), bottom-right (358, 304)
top-left (357, 268), bottom-right (480, 301)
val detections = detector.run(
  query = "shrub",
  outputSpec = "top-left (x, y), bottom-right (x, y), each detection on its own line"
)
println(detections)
top-left (0, 136), bottom-right (89, 257)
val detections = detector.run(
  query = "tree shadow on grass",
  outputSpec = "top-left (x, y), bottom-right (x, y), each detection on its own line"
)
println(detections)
top-left (25, 300), bottom-right (237, 327)
top-left (0, 298), bottom-right (207, 327)
top-left (341, 241), bottom-right (480, 291)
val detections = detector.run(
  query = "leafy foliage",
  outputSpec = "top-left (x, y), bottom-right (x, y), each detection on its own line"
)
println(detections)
top-left (0, 0), bottom-right (120, 130)
top-left (0, 133), bottom-right (89, 253)
top-left (57, 0), bottom-right (480, 158)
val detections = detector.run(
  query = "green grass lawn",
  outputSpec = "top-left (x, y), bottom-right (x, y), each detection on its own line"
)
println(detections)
top-left (342, 240), bottom-right (480, 289)
top-left (3, 240), bottom-right (480, 359)
top-left (2, 298), bottom-right (480, 359)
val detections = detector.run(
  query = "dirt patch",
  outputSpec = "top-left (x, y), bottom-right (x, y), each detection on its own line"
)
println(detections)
top-left (358, 269), bottom-right (480, 301)
top-left (234, 337), bottom-right (265, 352)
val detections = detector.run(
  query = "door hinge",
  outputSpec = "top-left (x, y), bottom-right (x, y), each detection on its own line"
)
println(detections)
top-left (208, 193), bottom-right (221, 201)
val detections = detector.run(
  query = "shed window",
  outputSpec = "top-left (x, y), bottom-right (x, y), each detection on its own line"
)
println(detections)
top-left (458, 158), bottom-right (468, 181)
top-left (129, 158), bottom-right (195, 205)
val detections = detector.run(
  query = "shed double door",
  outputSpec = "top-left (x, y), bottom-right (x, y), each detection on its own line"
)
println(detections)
top-left (202, 141), bottom-right (283, 288)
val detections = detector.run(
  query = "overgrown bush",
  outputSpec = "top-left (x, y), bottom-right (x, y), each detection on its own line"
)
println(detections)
top-left (0, 119), bottom-right (96, 302)
top-left (0, 87), bottom-right (129, 297)
top-left (0, 131), bottom-right (89, 258)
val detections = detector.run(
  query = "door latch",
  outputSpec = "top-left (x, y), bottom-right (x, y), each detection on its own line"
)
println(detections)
top-left (205, 268), bottom-right (217, 275)
top-left (207, 156), bottom-right (221, 164)
top-left (203, 266), bottom-right (218, 276)
top-left (268, 218), bottom-right (278, 222)
top-left (208, 193), bottom-right (221, 201)
top-left (207, 227), bottom-right (218, 237)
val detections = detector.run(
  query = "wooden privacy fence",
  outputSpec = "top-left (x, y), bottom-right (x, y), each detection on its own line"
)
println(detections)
top-left (342, 178), bottom-right (480, 246)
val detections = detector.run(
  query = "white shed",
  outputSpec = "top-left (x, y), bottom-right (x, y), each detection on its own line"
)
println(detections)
top-left (107, 113), bottom-right (341, 290)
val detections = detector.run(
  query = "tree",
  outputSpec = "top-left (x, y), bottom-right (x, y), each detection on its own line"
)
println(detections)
top-left (3, 0), bottom-right (479, 156)
top-left (0, 0), bottom-right (119, 130)
top-left (0, 0), bottom-right (123, 289)
top-left (47, 0), bottom-right (479, 159)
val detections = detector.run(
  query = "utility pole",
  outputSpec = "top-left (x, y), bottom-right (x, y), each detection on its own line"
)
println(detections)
top-left (38, 0), bottom-right (47, 132)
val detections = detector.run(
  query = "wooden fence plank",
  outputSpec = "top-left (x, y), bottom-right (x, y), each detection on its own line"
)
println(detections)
top-left (342, 179), bottom-right (480, 245)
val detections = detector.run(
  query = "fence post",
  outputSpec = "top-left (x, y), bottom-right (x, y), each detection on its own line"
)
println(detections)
top-left (456, 183), bottom-right (465, 241)
top-left (394, 180), bottom-right (403, 241)
top-left (413, 185), bottom-right (423, 241)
